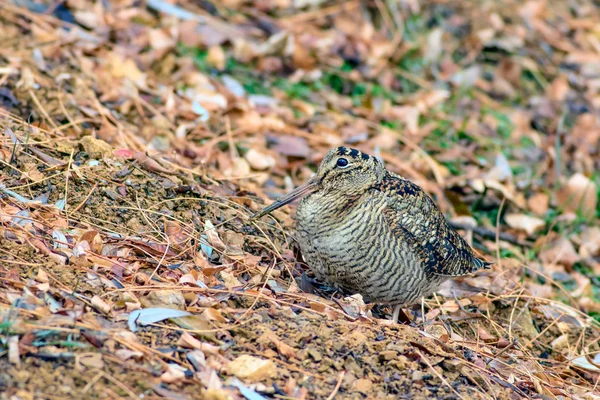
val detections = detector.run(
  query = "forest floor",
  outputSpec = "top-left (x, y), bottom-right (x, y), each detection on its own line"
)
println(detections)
top-left (1, 0), bottom-right (600, 399)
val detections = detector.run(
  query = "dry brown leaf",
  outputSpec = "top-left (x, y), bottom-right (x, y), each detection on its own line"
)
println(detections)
top-left (505, 213), bottom-right (546, 236)
top-left (440, 298), bottom-right (471, 313)
top-left (177, 332), bottom-right (221, 357)
top-left (579, 227), bottom-right (600, 258)
top-left (204, 220), bottom-right (226, 251)
top-left (164, 220), bottom-right (190, 247)
top-left (219, 270), bottom-right (242, 289)
top-left (133, 151), bottom-right (173, 174)
top-left (36, 269), bottom-right (49, 283)
top-left (478, 326), bottom-right (496, 342)
top-left (203, 308), bottom-right (228, 324)
top-left (244, 148), bottom-right (276, 170)
top-left (260, 330), bottom-right (297, 359)
top-left (556, 173), bottom-right (598, 219)
top-left (539, 236), bottom-right (580, 269)
top-left (528, 192), bottom-right (550, 217)
top-left (550, 334), bottom-right (569, 351)
top-left (207, 46), bottom-right (226, 70)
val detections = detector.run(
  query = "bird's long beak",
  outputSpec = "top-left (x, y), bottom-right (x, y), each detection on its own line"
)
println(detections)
top-left (251, 178), bottom-right (318, 219)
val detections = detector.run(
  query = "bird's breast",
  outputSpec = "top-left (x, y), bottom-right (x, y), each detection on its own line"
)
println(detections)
top-left (293, 191), bottom-right (443, 305)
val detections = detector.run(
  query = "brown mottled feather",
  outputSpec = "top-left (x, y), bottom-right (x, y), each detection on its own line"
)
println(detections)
top-left (376, 173), bottom-right (489, 276)
top-left (254, 146), bottom-right (491, 308)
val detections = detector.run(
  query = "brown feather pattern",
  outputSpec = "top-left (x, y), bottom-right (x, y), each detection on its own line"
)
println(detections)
top-left (258, 146), bottom-right (491, 307)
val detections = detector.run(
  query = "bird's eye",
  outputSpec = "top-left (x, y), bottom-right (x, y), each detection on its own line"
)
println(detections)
top-left (336, 158), bottom-right (349, 168)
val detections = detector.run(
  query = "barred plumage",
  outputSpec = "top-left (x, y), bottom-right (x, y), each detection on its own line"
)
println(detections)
top-left (253, 147), bottom-right (491, 320)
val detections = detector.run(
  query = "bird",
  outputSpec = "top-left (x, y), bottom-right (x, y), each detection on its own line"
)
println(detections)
top-left (252, 146), bottom-right (491, 322)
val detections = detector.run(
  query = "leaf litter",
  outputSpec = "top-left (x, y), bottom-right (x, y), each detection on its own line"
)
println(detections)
top-left (1, 0), bottom-right (600, 399)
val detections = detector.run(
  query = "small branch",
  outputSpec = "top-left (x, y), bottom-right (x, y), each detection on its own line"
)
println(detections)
top-left (448, 221), bottom-right (532, 248)
top-left (325, 371), bottom-right (345, 400)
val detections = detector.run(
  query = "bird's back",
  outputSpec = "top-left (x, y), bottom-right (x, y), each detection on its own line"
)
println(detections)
top-left (375, 172), bottom-right (490, 277)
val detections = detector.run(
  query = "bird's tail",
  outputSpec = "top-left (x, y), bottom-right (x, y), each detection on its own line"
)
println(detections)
top-left (474, 257), bottom-right (493, 270)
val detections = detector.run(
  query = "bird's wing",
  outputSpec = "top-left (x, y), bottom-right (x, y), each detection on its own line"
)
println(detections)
top-left (374, 173), bottom-right (490, 277)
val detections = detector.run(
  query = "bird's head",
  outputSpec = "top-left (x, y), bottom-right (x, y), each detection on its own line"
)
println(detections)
top-left (252, 147), bottom-right (385, 219)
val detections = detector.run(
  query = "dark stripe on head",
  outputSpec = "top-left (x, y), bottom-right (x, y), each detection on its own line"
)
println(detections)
top-left (361, 152), bottom-right (370, 160)
top-left (349, 148), bottom-right (360, 158)
top-left (337, 146), bottom-right (346, 155)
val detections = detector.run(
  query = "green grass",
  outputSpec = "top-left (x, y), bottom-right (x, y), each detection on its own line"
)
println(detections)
top-left (179, 43), bottom-right (406, 108)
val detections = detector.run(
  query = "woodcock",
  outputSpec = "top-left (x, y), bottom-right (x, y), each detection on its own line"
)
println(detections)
top-left (253, 147), bottom-right (491, 321)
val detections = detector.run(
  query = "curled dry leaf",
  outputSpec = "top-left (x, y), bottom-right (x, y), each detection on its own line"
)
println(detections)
top-left (79, 230), bottom-right (103, 253)
top-left (177, 332), bottom-right (222, 356)
top-left (91, 295), bottom-right (112, 315)
top-left (219, 270), bottom-right (242, 289)
top-left (204, 220), bottom-right (226, 251)
top-left (133, 151), bottom-right (172, 174)
top-left (550, 334), bottom-right (569, 351)
top-left (478, 326), bottom-right (496, 342)
top-left (36, 268), bottom-right (49, 283)
top-left (224, 157), bottom-right (251, 178)
top-left (164, 220), bottom-right (190, 248)
top-left (203, 307), bottom-right (228, 324)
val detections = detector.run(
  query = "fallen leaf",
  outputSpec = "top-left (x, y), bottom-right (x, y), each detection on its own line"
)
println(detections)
top-left (128, 308), bottom-right (191, 332)
top-left (204, 220), bottom-right (226, 251)
top-left (579, 227), bottom-right (600, 258)
top-left (76, 353), bottom-right (105, 370)
top-left (177, 332), bottom-right (221, 356)
top-left (505, 213), bottom-right (546, 236)
top-left (550, 334), bottom-right (569, 350)
top-left (527, 192), bottom-right (550, 217)
top-left (230, 377), bottom-right (269, 400)
top-left (539, 237), bottom-right (580, 269)
top-left (203, 308), bottom-right (228, 324)
top-left (161, 364), bottom-right (186, 383)
top-left (244, 148), bottom-right (276, 170)
top-left (91, 295), bottom-right (112, 315)
top-left (571, 354), bottom-right (600, 372)
top-left (259, 331), bottom-right (297, 359)
top-left (478, 326), bottom-right (496, 342)
top-left (557, 173), bottom-right (598, 219)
